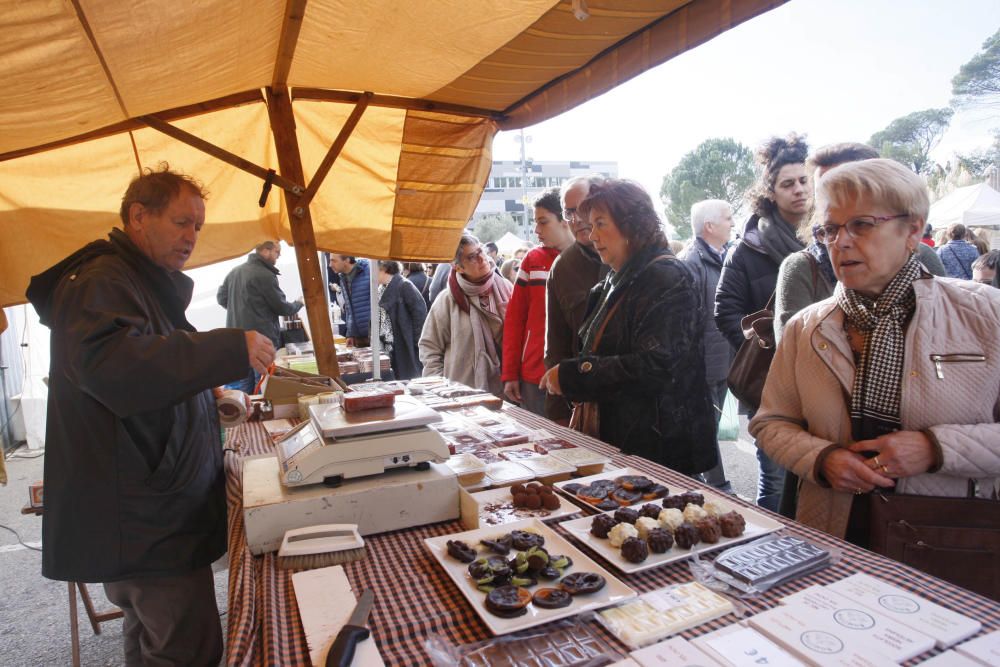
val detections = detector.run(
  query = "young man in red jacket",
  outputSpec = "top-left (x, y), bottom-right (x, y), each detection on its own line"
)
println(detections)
top-left (502, 189), bottom-right (576, 414)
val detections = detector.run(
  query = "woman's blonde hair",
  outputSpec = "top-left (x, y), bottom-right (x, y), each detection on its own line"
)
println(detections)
top-left (813, 159), bottom-right (929, 224)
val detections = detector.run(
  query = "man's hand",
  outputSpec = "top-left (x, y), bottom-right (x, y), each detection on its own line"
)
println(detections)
top-left (539, 366), bottom-right (562, 395)
top-left (821, 448), bottom-right (895, 494)
top-left (503, 381), bottom-right (522, 403)
top-left (848, 431), bottom-right (936, 480)
top-left (245, 331), bottom-right (275, 373)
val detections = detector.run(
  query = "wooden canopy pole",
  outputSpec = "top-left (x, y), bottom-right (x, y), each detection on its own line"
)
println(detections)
top-left (266, 87), bottom-right (340, 379)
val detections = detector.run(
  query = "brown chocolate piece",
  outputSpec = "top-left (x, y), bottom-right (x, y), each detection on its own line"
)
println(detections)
top-left (620, 536), bottom-right (649, 563)
top-left (646, 527), bottom-right (674, 553)
top-left (447, 539), bottom-right (477, 562)
top-left (510, 530), bottom-right (545, 550)
top-left (342, 390), bottom-right (396, 412)
top-left (595, 498), bottom-right (619, 511)
top-left (661, 494), bottom-right (687, 510)
top-left (615, 475), bottom-right (654, 492)
top-left (639, 503), bottom-right (662, 520)
top-left (532, 587), bottom-right (573, 609)
top-left (719, 511), bottom-right (747, 538)
top-left (485, 585), bottom-right (532, 618)
top-left (480, 534), bottom-right (513, 555)
top-left (610, 488), bottom-right (642, 506)
top-left (613, 507), bottom-right (640, 524)
top-left (643, 483), bottom-right (670, 499)
top-left (673, 522), bottom-right (701, 549)
top-left (590, 514), bottom-right (618, 538)
top-left (561, 482), bottom-right (584, 496)
top-left (559, 572), bottom-right (606, 595)
top-left (680, 491), bottom-right (705, 507)
top-left (696, 516), bottom-right (722, 544)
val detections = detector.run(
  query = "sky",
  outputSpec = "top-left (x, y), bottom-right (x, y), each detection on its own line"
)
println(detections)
top-left (490, 0), bottom-right (1000, 222)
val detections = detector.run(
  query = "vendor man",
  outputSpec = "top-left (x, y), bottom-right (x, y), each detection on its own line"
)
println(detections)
top-left (26, 166), bottom-right (275, 666)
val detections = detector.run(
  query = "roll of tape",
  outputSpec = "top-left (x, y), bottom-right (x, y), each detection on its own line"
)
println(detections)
top-left (298, 394), bottom-right (320, 420)
top-left (218, 390), bottom-right (249, 428)
top-left (316, 391), bottom-right (343, 405)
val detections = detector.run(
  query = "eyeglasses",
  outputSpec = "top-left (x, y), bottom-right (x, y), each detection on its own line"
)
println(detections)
top-left (462, 248), bottom-right (486, 264)
top-left (815, 214), bottom-right (910, 245)
top-left (564, 207), bottom-right (578, 221)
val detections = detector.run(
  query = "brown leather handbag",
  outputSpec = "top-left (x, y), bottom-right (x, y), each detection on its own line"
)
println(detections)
top-left (869, 483), bottom-right (1000, 602)
top-left (726, 292), bottom-right (776, 410)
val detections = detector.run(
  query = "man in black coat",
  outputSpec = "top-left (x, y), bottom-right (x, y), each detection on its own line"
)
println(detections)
top-left (218, 240), bottom-right (302, 390)
top-left (680, 199), bottom-right (736, 493)
top-left (26, 167), bottom-right (275, 666)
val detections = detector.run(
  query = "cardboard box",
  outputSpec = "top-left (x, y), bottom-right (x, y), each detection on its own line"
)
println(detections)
top-left (28, 481), bottom-right (43, 508)
top-left (243, 456), bottom-right (459, 554)
top-left (262, 367), bottom-right (338, 407)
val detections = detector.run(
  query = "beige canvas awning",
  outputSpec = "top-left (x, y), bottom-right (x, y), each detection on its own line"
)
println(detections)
top-left (0, 0), bottom-right (783, 371)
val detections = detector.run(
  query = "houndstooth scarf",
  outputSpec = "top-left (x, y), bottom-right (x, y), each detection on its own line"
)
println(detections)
top-left (835, 253), bottom-right (921, 441)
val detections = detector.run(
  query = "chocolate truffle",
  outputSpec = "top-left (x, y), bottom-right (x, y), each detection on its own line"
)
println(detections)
top-left (620, 536), bottom-right (649, 563)
top-left (608, 522), bottom-right (638, 548)
top-left (719, 511), bottom-right (747, 538)
top-left (635, 517), bottom-right (659, 540)
top-left (646, 527), bottom-right (674, 553)
top-left (683, 503), bottom-right (709, 523)
top-left (673, 522), bottom-right (701, 549)
top-left (661, 495), bottom-right (686, 510)
top-left (591, 514), bottom-right (618, 538)
top-left (696, 516), bottom-right (722, 544)
top-left (680, 491), bottom-right (705, 507)
top-left (614, 507), bottom-right (640, 525)
top-left (658, 508), bottom-right (685, 532)
top-left (639, 503), bottom-right (662, 520)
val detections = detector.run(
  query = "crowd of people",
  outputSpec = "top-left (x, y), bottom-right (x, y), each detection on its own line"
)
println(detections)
top-left (24, 131), bottom-right (1000, 663)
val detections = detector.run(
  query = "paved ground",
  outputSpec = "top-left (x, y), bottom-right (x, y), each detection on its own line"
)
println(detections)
top-left (0, 429), bottom-right (760, 664)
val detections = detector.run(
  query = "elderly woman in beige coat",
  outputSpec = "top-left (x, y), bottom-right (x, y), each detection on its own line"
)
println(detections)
top-left (751, 159), bottom-right (1000, 550)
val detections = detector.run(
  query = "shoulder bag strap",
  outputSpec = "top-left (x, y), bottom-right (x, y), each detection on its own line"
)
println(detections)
top-left (590, 253), bottom-right (672, 351)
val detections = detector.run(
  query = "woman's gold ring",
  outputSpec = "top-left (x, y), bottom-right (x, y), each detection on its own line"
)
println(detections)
top-left (854, 487), bottom-right (863, 495)
top-left (872, 456), bottom-right (882, 468)
top-left (879, 464), bottom-right (890, 474)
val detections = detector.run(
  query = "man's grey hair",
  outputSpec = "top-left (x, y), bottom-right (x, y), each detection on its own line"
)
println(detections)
top-left (560, 175), bottom-right (605, 205)
top-left (255, 240), bottom-right (278, 253)
top-left (690, 199), bottom-right (732, 237)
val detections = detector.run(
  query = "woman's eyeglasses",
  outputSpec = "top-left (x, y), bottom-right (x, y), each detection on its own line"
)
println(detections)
top-left (816, 214), bottom-right (910, 245)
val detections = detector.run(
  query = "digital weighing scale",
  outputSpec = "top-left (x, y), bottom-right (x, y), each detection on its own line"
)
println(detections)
top-left (274, 394), bottom-right (450, 487)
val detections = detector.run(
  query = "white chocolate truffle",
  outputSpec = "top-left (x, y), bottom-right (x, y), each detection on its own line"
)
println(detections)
top-left (683, 503), bottom-right (709, 523)
top-left (608, 522), bottom-right (638, 547)
top-left (703, 500), bottom-right (725, 517)
top-left (634, 516), bottom-right (659, 540)
top-left (658, 508), bottom-right (684, 532)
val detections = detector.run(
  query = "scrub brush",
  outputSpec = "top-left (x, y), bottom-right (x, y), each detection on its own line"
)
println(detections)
top-left (276, 524), bottom-right (368, 570)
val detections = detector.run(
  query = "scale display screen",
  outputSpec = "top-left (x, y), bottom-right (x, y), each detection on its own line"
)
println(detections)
top-left (278, 421), bottom-right (323, 463)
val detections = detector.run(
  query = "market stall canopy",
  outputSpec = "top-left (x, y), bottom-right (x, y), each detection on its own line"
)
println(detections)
top-left (929, 182), bottom-right (1000, 231)
top-left (0, 0), bottom-right (784, 308)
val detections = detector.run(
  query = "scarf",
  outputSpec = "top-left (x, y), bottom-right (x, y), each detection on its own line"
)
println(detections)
top-left (579, 243), bottom-right (670, 353)
top-left (449, 269), bottom-right (512, 390)
top-left (758, 211), bottom-right (805, 266)
top-left (835, 253), bottom-right (921, 441)
top-left (805, 234), bottom-right (838, 289)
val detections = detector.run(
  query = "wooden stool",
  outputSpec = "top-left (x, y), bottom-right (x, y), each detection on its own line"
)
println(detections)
top-left (22, 504), bottom-right (124, 666)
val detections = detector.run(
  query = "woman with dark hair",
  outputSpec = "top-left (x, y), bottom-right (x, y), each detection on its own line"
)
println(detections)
top-left (502, 188), bottom-right (575, 415)
top-left (404, 262), bottom-right (430, 306)
top-left (377, 260), bottom-right (427, 379)
top-left (715, 133), bottom-right (810, 513)
top-left (539, 180), bottom-right (717, 475)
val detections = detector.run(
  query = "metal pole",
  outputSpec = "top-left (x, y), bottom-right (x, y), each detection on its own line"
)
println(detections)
top-left (519, 129), bottom-right (530, 238)
top-left (369, 259), bottom-right (381, 380)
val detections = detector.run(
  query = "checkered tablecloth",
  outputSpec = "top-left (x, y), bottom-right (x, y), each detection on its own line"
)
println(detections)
top-left (223, 406), bottom-right (1000, 666)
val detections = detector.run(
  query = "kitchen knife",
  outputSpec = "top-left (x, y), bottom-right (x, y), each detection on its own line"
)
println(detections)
top-left (326, 589), bottom-right (374, 667)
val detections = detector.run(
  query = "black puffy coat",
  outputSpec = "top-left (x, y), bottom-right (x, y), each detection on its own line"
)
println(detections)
top-left (26, 230), bottom-right (248, 583)
top-left (679, 237), bottom-right (734, 385)
top-left (714, 214), bottom-right (782, 351)
top-left (380, 274), bottom-right (428, 380)
top-left (558, 244), bottom-right (718, 475)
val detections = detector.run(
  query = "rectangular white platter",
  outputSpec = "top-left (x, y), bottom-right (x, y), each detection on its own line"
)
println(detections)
top-left (558, 490), bottom-right (784, 574)
top-left (424, 517), bottom-right (637, 635)
top-left (552, 466), bottom-right (662, 512)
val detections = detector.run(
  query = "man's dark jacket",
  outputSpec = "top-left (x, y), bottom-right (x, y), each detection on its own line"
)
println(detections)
top-left (217, 253), bottom-right (301, 348)
top-left (26, 229), bottom-right (247, 583)
top-left (680, 237), bottom-right (735, 385)
top-left (715, 214), bottom-right (782, 351)
top-left (559, 244), bottom-right (718, 475)
top-left (379, 273), bottom-right (428, 380)
top-left (340, 259), bottom-right (371, 339)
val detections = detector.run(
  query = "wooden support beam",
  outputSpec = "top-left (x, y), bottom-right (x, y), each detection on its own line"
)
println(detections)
top-left (265, 87), bottom-right (340, 379)
top-left (293, 91), bottom-right (372, 215)
top-left (0, 90), bottom-right (264, 163)
top-left (272, 0), bottom-right (309, 90)
top-left (292, 88), bottom-right (506, 121)
top-left (140, 115), bottom-right (303, 194)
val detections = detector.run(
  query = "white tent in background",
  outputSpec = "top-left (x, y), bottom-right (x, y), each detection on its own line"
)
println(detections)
top-left (929, 183), bottom-right (1000, 230)
top-left (495, 231), bottom-right (529, 258)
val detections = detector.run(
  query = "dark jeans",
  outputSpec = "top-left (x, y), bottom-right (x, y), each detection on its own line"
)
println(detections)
top-left (746, 406), bottom-right (785, 512)
top-left (517, 381), bottom-right (547, 417)
top-left (103, 566), bottom-right (222, 667)
top-left (699, 380), bottom-right (734, 494)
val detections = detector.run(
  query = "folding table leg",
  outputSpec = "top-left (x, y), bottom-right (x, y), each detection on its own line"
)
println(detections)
top-left (68, 581), bottom-right (81, 667)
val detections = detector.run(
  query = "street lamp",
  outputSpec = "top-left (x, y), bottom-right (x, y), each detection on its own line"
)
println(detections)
top-left (515, 130), bottom-right (533, 238)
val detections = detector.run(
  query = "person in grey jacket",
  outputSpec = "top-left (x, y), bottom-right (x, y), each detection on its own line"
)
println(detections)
top-left (679, 199), bottom-right (736, 493)
top-left (378, 260), bottom-right (428, 380)
top-left (218, 241), bottom-right (302, 391)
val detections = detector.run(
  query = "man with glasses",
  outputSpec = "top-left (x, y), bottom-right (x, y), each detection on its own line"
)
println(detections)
top-left (544, 175), bottom-right (608, 422)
